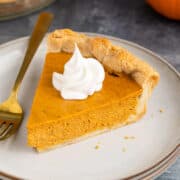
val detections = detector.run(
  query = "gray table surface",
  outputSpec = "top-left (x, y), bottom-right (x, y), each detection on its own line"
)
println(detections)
top-left (0, 0), bottom-right (179, 179)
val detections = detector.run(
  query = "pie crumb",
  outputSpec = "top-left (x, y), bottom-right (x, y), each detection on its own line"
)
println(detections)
top-left (159, 109), bottom-right (164, 113)
top-left (124, 136), bottom-right (135, 140)
top-left (122, 147), bottom-right (126, 152)
top-left (95, 145), bottom-right (99, 150)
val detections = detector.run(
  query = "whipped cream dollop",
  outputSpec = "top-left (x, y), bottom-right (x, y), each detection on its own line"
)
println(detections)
top-left (52, 44), bottom-right (105, 100)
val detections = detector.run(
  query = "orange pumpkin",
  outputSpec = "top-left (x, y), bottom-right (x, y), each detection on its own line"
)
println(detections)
top-left (147, 0), bottom-right (180, 20)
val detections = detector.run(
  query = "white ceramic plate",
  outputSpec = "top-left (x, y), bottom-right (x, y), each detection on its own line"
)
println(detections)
top-left (0, 34), bottom-right (179, 180)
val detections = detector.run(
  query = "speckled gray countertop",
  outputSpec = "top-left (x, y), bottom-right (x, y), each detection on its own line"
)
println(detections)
top-left (0, 0), bottom-right (179, 179)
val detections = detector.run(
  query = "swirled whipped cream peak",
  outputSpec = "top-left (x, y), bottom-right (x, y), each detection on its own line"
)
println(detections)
top-left (52, 44), bottom-right (105, 100)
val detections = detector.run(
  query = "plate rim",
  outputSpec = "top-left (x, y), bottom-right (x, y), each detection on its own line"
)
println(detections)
top-left (0, 0), bottom-right (56, 21)
top-left (0, 34), bottom-right (179, 180)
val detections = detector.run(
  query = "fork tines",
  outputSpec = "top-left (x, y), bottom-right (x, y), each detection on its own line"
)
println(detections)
top-left (0, 122), bottom-right (13, 139)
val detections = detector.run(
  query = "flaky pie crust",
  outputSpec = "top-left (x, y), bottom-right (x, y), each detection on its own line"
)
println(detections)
top-left (47, 29), bottom-right (159, 89)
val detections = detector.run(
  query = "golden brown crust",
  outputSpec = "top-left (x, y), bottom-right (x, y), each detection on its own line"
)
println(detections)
top-left (47, 29), bottom-right (159, 89)
top-left (0, 0), bottom-right (16, 3)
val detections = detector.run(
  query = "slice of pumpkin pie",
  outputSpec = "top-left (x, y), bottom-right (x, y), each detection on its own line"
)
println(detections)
top-left (27, 29), bottom-right (159, 151)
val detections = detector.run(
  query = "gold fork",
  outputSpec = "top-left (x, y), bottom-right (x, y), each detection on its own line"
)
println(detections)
top-left (0, 12), bottom-right (53, 140)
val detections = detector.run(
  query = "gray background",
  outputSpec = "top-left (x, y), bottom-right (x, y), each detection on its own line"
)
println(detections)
top-left (0, 0), bottom-right (179, 179)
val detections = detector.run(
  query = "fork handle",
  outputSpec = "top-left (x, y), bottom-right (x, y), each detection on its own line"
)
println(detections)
top-left (11, 12), bottom-right (53, 97)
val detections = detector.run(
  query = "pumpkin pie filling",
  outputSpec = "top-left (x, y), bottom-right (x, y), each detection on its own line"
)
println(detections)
top-left (27, 52), bottom-right (142, 151)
